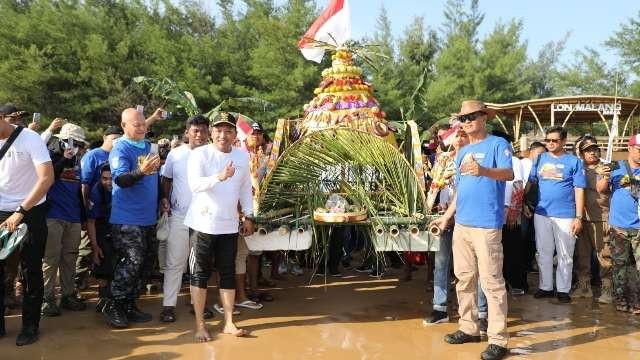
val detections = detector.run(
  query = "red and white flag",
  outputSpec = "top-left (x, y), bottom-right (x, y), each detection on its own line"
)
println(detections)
top-left (298, 0), bottom-right (351, 63)
top-left (235, 113), bottom-right (253, 142)
top-left (440, 121), bottom-right (462, 146)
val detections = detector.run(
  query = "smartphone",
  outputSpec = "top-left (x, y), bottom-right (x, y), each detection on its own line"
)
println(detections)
top-left (136, 105), bottom-right (144, 114)
top-left (161, 110), bottom-right (172, 120)
top-left (32, 113), bottom-right (41, 124)
top-left (68, 137), bottom-right (74, 149)
top-left (150, 143), bottom-right (159, 156)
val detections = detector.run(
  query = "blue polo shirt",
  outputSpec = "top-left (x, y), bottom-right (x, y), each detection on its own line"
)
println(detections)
top-left (609, 162), bottom-right (640, 229)
top-left (455, 135), bottom-right (513, 229)
top-left (81, 147), bottom-right (109, 188)
top-left (108, 138), bottom-right (158, 226)
top-left (530, 152), bottom-right (586, 218)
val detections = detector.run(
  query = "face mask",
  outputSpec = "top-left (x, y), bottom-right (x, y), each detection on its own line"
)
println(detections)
top-left (122, 136), bottom-right (146, 149)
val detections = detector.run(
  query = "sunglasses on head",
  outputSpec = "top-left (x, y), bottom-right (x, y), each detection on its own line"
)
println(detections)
top-left (458, 111), bottom-right (486, 123)
top-left (544, 138), bottom-right (561, 143)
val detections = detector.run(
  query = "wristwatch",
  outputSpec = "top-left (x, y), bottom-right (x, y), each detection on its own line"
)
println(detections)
top-left (15, 205), bottom-right (27, 215)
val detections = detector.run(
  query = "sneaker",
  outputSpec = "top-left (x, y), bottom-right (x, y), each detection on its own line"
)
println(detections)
top-left (41, 299), bottom-right (61, 317)
top-left (444, 330), bottom-right (481, 344)
top-left (125, 301), bottom-right (152, 323)
top-left (598, 279), bottom-right (614, 304)
top-left (355, 264), bottom-right (372, 273)
top-left (533, 289), bottom-right (554, 299)
top-left (278, 262), bottom-right (288, 275)
top-left (61, 295), bottom-right (87, 311)
top-left (369, 268), bottom-right (384, 278)
top-left (479, 317), bottom-right (488, 336)
top-left (103, 300), bottom-right (128, 328)
top-left (481, 344), bottom-right (508, 360)
top-left (510, 288), bottom-right (525, 296)
top-left (15, 326), bottom-right (39, 347)
top-left (422, 310), bottom-right (449, 325)
top-left (160, 307), bottom-right (176, 323)
top-left (291, 263), bottom-right (304, 276)
top-left (557, 292), bottom-right (571, 303)
top-left (573, 277), bottom-right (593, 298)
top-left (95, 298), bottom-right (109, 313)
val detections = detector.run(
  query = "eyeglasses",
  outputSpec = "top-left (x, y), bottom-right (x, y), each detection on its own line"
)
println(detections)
top-left (458, 111), bottom-right (486, 123)
top-left (544, 138), bottom-right (562, 143)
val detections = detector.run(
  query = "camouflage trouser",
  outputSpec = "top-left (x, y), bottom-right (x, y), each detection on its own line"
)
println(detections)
top-left (610, 227), bottom-right (640, 307)
top-left (110, 224), bottom-right (157, 302)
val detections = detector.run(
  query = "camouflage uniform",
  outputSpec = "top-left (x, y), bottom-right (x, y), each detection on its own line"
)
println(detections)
top-left (609, 227), bottom-right (640, 309)
top-left (110, 224), bottom-right (157, 302)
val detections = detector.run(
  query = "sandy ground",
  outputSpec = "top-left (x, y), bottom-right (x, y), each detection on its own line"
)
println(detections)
top-left (2, 266), bottom-right (640, 360)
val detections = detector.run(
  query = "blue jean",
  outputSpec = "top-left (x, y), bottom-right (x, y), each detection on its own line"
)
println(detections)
top-left (478, 283), bottom-right (488, 319)
top-left (433, 229), bottom-right (453, 312)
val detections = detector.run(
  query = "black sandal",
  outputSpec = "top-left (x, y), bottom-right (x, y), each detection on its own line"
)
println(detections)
top-left (249, 291), bottom-right (274, 302)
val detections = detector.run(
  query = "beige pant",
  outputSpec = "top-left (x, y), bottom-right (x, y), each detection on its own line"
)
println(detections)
top-left (43, 219), bottom-right (82, 299)
top-left (575, 221), bottom-right (611, 279)
top-left (453, 223), bottom-right (509, 347)
top-left (236, 236), bottom-right (249, 274)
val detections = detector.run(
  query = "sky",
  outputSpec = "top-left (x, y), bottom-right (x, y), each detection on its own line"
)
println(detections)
top-left (205, 0), bottom-right (639, 68)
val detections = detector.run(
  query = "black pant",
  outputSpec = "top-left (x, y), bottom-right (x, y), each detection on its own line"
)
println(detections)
top-left (0, 203), bottom-right (48, 330)
top-left (502, 224), bottom-right (528, 291)
top-left (189, 231), bottom-right (238, 290)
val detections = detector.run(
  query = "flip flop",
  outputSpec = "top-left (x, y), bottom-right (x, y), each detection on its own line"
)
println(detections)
top-left (0, 224), bottom-right (28, 261)
top-left (235, 300), bottom-right (263, 310)
top-left (213, 303), bottom-right (240, 315)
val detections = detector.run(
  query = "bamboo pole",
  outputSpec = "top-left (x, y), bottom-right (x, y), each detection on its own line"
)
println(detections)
top-left (561, 110), bottom-right (574, 128)
top-left (516, 106), bottom-right (523, 142)
top-left (596, 110), bottom-right (611, 135)
top-left (550, 103), bottom-right (555, 126)
top-left (494, 114), bottom-right (509, 134)
top-left (622, 104), bottom-right (638, 138)
top-left (527, 105), bottom-right (545, 133)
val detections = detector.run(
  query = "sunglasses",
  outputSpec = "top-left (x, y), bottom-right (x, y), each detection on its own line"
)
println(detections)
top-left (458, 111), bottom-right (486, 123)
top-left (544, 138), bottom-right (562, 143)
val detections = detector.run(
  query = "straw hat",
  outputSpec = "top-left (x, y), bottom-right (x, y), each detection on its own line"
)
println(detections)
top-left (455, 100), bottom-right (496, 119)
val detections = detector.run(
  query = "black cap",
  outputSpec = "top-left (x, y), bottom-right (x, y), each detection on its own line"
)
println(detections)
top-left (104, 125), bottom-right (124, 136)
top-left (0, 103), bottom-right (19, 116)
top-left (579, 138), bottom-right (599, 151)
top-left (211, 112), bottom-right (236, 127)
top-left (251, 122), bottom-right (264, 132)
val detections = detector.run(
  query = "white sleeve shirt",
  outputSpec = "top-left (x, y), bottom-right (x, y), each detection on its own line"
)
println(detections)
top-left (184, 145), bottom-right (253, 235)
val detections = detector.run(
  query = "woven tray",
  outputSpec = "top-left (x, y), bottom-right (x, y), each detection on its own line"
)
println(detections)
top-left (313, 211), bottom-right (368, 223)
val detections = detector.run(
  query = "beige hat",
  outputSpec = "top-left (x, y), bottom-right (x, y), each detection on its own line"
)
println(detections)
top-left (55, 123), bottom-right (88, 145)
top-left (455, 100), bottom-right (496, 119)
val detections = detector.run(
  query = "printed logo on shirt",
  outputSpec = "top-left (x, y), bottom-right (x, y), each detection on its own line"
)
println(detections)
top-left (504, 149), bottom-right (511, 157)
top-left (60, 166), bottom-right (80, 182)
top-left (460, 153), bottom-right (481, 176)
top-left (111, 156), bottom-right (120, 169)
top-left (137, 156), bottom-right (146, 168)
top-left (539, 163), bottom-right (564, 180)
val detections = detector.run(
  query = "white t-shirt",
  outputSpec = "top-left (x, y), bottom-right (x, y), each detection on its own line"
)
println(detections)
top-left (184, 145), bottom-right (253, 235)
top-left (504, 157), bottom-right (524, 206)
top-left (0, 126), bottom-right (51, 211)
top-left (161, 145), bottom-right (193, 218)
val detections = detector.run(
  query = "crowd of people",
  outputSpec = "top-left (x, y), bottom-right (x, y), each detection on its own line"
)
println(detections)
top-left (0, 99), bottom-right (639, 360)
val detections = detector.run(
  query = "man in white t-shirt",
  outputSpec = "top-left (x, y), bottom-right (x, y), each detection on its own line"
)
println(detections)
top-left (520, 141), bottom-right (546, 272)
top-left (0, 110), bottom-right (54, 346)
top-left (184, 112), bottom-right (255, 342)
top-left (158, 115), bottom-right (210, 323)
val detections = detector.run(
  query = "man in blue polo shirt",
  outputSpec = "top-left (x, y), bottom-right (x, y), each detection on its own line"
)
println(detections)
top-left (431, 100), bottom-right (513, 360)
top-left (597, 134), bottom-right (640, 313)
top-left (102, 108), bottom-right (160, 328)
top-left (524, 126), bottom-right (586, 304)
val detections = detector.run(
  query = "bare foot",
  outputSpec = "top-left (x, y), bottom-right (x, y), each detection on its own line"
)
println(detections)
top-left (222, 323), bottom-right (246, 337)
top-left (195, 327), bottom-right (212, 342)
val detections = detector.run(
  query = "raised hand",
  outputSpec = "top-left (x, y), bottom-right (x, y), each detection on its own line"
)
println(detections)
top-left (140, 154), bottom-right (161, 175)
